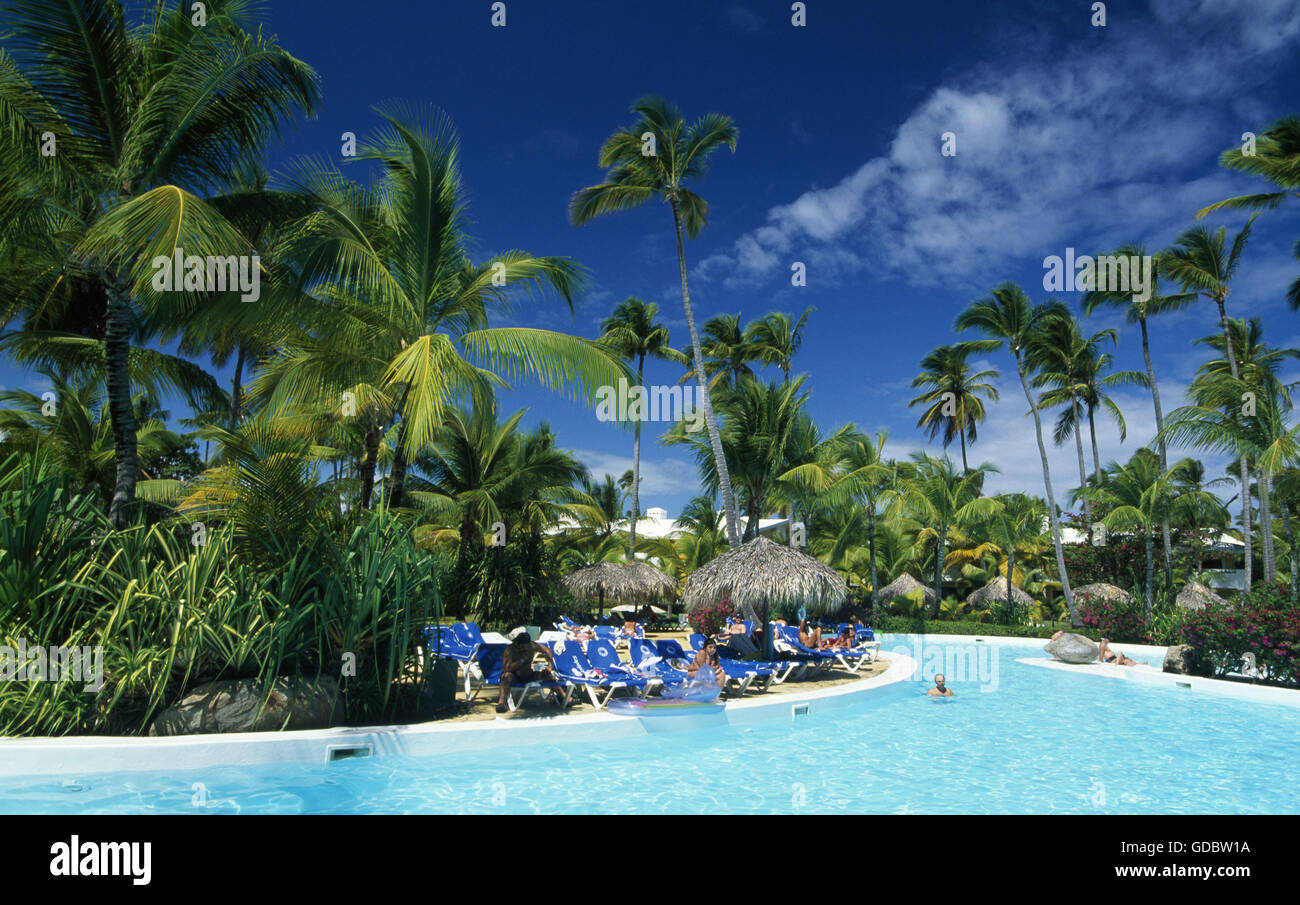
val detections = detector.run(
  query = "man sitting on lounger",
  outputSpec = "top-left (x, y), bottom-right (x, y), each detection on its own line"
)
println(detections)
top-left (798, 618), bottom-right (822, 650)
top-left (497, 631), bottom-right (566, 713)
top-left (1098, 638), bottom-right (1140, 667)
top-left (687, 638), bottom-right (729, 692)
top-left (927, 673), bottom-right (954, 696)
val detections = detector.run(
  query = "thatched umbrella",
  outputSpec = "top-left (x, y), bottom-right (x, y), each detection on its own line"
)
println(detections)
top-left (967, 575), bottom-right (1032, 609)
top-left (681, 536), bottom-right (846, 656)
top-left (1073, 582), bottom-right (1134, 604)
top-left (560, 561), bottom-right (677, 618)
top-left (876, 572), bottom-right (935, 607)
top-left (1176, 581), bottom-right (1226, 612)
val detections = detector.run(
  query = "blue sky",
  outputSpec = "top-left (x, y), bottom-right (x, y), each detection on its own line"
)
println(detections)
top-left (7, 0), bottom-right (1300, 518)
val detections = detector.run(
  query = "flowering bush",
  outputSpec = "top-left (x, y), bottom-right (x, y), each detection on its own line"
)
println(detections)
top-left (688, 592), bottom-right (736, 638)
top-left (1181, 587), bottom-right (1300, 687)
top-left (1078, 595), bottom-right (1150, 644)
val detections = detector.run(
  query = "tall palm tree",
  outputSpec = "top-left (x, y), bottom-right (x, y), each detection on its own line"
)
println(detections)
top-left (892, 453), bottom-right (999, 618)
top-left (1162, 218), bottom-right (1258, 591)
top-left (1170, 458), bottom-right (1232, 573)
top-left (822, 431), bottom-right (897, 614)
top-left (948, 493), bottom-right (1049, 621)
top-left (908, 341), bottom-right (1000, 473)
top-left (0, 0), bottom-right (320, 527)
top-left (1197, 115), bottom-right (1300, 221)
top-left (1083, 245), bottom-right (1196, 594)
top-left (570, 95), bottom-right (743, 547)
top-left (258, 104), bottom-right (626, 510)
top-left (598, 297), bottom-right (682, 558)
top-left (956, 284), bottom-right (1081, 625)
top-left (746, 307), bottom-right (814, 384)
top-left (693, 313), bottom-right (759, 390)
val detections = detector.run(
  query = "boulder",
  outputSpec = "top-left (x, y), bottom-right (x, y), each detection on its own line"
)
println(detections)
top-left (150, 676), bottom-right (343, 736)
top-left (1044, 632), bottom-right (1099, 664)
top-left (1162, 644), bottom-right (1203, 676)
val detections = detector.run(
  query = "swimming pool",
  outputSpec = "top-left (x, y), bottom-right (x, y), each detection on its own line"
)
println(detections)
top-left (3, 636), bottom-right (1297, 814)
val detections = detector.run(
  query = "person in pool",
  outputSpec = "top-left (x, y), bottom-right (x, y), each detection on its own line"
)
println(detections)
top-left (496, 631), bottom-right (566, 713)
top-left (927, 673), bottom-right (954, 696)
top-left (1098, 638), bottom-right (1140, 666)
top-left (687, 637), bottom-right (729, 692)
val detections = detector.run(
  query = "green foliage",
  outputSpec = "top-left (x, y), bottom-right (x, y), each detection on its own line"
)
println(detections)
top-left (1182, 586), bottom-right (1300, 687)
top-left (876, 617), bottom-right (1093, 640)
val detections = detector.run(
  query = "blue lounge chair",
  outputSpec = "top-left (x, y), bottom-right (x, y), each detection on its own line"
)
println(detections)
top-left (684, 634), bottom-right (777, 694)
top-left (584, 639), bottom-right (663, 692)
top-left (629, 638), bottom-right (691, 685)
top-left (464, 644), bottom-right (570, 711)
top-left (549, 641), bottom-right (655, 709)
top-left (777, 626), bottom-right (872, 673)
top-left (424, 625), bottom-right (479, 676)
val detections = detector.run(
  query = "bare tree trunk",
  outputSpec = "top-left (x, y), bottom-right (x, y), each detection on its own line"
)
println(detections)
top-left (1216, 298), bottom-right (1252, 593)
top-left (628, 353), bottom-right (644, 559)
top-left (229, 345), bottom-right (246, 430)
top-left (1072, 393), bottom-right (1091, 536)
top-left (672, 198), bottom-right (741, 548)
top-left (959, 430), bottom-right (968, 474)
top-left (1259, 465), bottom-right (1275, 585)
top-left (359, 423), bottom-right (381, 509)
top-left (1016, 353), bottom-right (1079, 624)
top-left (105, 284), bottom-right (138, 529)
top-left (1143, 530), bottom-right (1154, 625)
top-left (933, 529), bottom-right (946, 619)
top-left (867, 505), bottom-right (880, 614)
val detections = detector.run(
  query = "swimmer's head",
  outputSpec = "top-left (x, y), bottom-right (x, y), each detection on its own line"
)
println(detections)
top-left (934, 673), bottom-right (946, 688)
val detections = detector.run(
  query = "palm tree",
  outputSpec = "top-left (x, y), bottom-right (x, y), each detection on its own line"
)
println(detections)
top-left (1163, 218), bottom-right (1258, 591)
top-left (570, 95), bottom-right (743, 547)
top-left (258, 104), bottom-right (626, 510)
top-left (598, 297), bottom-right (682, 557)
top-left (1272, 467), bottom-right (1300, 604)
top-left (892, 453), bottom-right (999, 617)
top-left (1078, 450), bottom-right (1223, 622)
top-left (1083, 245), bottom-right (1197, 591)
top-left (1170, 458), bottom-right (1232, 574)
top-left (0, 0), bottom-right (320, 527)
top-left (823, 430), bottom-right (897, 614)
top-left (694, 313), bottom-right (759, 390)
top-left (956, 283), bottom-right (1082, 625)
top-left (908, 341), bottom-right (1000, 473)
top-left (1197, 115), bottom-right (1300, 220)
top-left (946, 493), bottom-right (1049, 622)
top-left (746, 307), bottom-right (814, 384)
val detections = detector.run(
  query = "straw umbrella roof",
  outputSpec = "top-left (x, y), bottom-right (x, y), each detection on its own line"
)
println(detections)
top-left (1073, 582), bottom-right (1134, 604)
top-left (966, 575), bottom-right (1033, 608)
top-left (876, 572), bottom-right (935, 605)
top-left (560, 561), bottom-right (677, 605)
top-left (1176, 581), bottom-right (1226, 611)
top-left (681, 536), bottom-right (846, 618)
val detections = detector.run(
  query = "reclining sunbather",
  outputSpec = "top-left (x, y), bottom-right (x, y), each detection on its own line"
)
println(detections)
top-left (1098, 638), bottom-right (1140, 667)
top-left (798, 618), bottom-right (822, 650)
top-left (497, 631), bottom-right (566, 712)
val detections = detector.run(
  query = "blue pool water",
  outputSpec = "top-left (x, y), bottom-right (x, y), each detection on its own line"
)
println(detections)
top-left (3, 637), bottom-right (1298, 814)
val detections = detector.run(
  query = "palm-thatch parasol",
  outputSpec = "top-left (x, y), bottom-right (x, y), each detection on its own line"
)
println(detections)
top-left (560, 561), bottom-right (677, 618)
top-left (876, 572), bottom-right (935, 606)
top-left (966, 575), bottom-right (1032, 609)
top-left (1073, 582), bottom-right (1134, 604)
top-left (1176, 581), bottom-right (1226, 611)
top-left (681, 537), bottom-right (845, 656)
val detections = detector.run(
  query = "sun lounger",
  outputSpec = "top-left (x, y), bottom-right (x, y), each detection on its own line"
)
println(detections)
top-left (683, 634), bottom-right (778, 694)
top-left (584, 638), bottom-right (664, 691)
top-left (629, 638), bottom-right (692, 685)
top-left (424, 625), bottom-right (480, 675)
top-left (549, 641), bottom-right (656, 709)
top-left (464, 644), bottom-right (570, 711)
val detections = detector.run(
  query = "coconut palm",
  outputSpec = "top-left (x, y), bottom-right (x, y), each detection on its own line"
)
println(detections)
top-left (1170, 458), bottom-right (1233, 573)
top-left (258, 104), bottom-right (626, 510)
top-left (694, 313), bottom-right (760, 390)
top-left (1162, 217), bottom-right (1258, 591)
top-left (956, 283), bottom-right (1082, 625)
top-left (570, 95), bottom-right (743, 547)
top-left (1197, 115), bottom-right (1300, 220)
top-left (891, 452), bottom-right (1000, 618)
top-left (908, 341), bottom-right (1000, 473)
top-left (1082, 245), bottom-right (1197, 591)
top-left (818, 430), bottom-right (899, 613)
top-left (598, 297), bottom-right (683, 557)
top-left (746, 307), bottom-right (814, 384)
top-left (1272, 467), bottom-right (1300, 604)
top-left (0, 0), bottom-right (320, 527)
top-left (947, 493), bottom-right (1049, 621)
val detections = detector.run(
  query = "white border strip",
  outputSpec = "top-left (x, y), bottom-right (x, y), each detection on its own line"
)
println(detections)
top-left (0, 653), bottom-right (915, 779)
top-left (1019, 657), bottom-right (1300, 707)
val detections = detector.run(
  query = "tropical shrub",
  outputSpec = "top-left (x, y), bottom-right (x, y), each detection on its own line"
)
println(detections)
top-left (688, 593), bottom-right (735, 638)
top-left (876, 617), bottom-right (1093, 639)
top-left (1181, 588), bottom-right (1300, 687)
top-left (1078, 597), bottom-right (1150, 644)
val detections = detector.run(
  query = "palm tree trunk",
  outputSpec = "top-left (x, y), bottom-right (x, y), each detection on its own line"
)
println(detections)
top-left (1016, 353), bottom-right (1079, 625)
top-left (1281, 497), bottom-right (1298, 605)
top-left (1216, 298), bottom-right (1253, 593)
top-left (387, 419), bottom-right (411, 508)
top-left (933, 530), bottom-right (945, 619)
top-left (629, 353), bottom-right (644, 559)
top-left (1006, 550), bottom-right (1015, 619)
top-left (229, 345), bottom-right (246, 430)
top-left (867, 505), bottom-right (880, 614)
top-left (671, 198), bottom-right (741, 548)
top-left (105, 284), bottom-right (138, 529)
top-left (1071, 394), bottom-right (1091, 534)
top-left (1140, 317), bottom-right (1176, 595)
top-left (1259, 465), bottom-right (1275, 585)
top-left (959, 430), bottom-right (969, 474)
top-left (359, 423), bottom-right (381, 509)
top-left (1143, 530), bottom-right (1154, 624)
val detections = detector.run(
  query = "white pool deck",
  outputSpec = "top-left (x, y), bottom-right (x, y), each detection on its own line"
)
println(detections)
top-left (3, 633), bottom-right (1297, 780)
